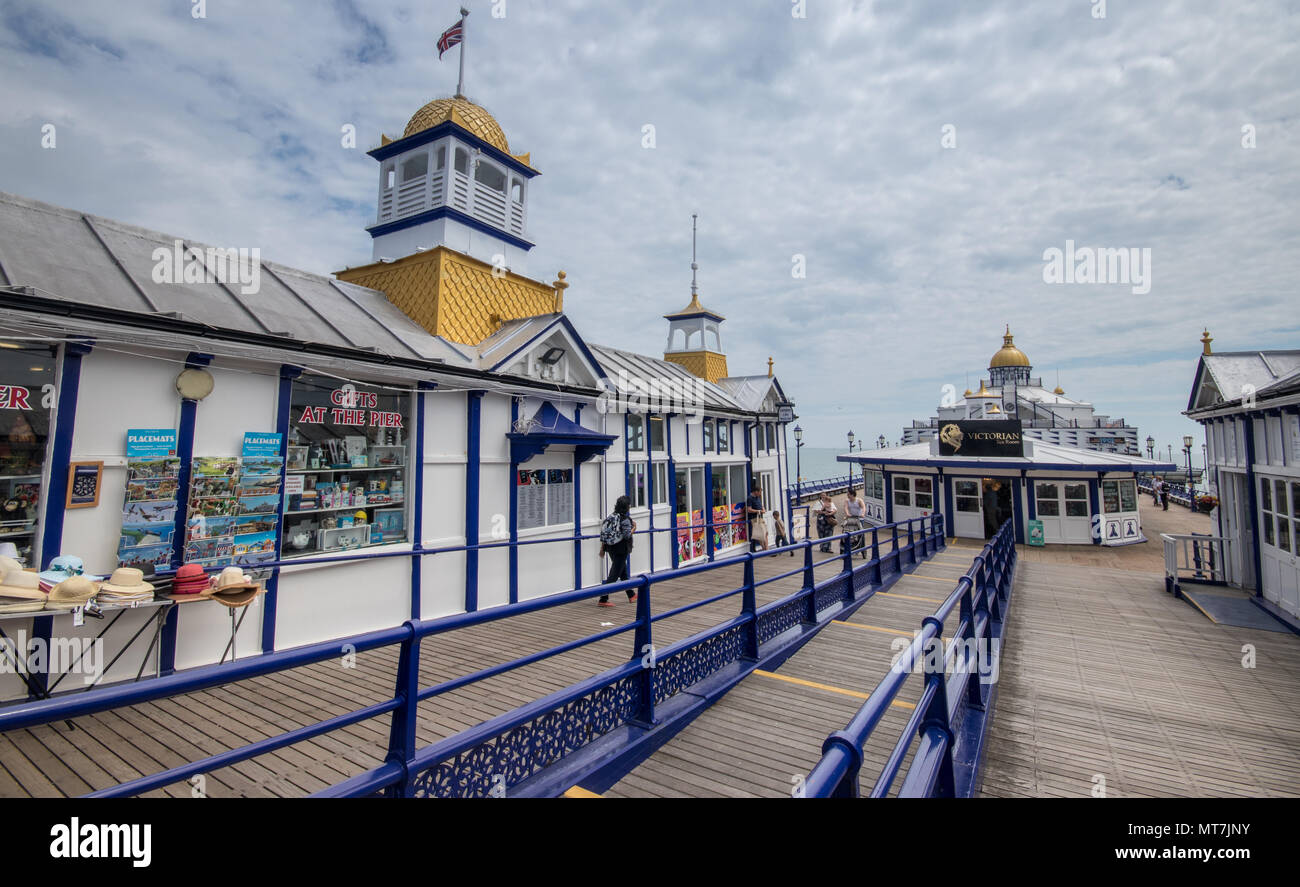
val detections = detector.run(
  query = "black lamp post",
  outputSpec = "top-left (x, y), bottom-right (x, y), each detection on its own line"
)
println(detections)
top-left (1183, 435), bottom-right (1194, 489)
top-left (793, 425), bottom-right (804, 501)
top-left (1145, 435), bottom-right (1154, 460)
top-left (847, 430), bottom-right (856, 489)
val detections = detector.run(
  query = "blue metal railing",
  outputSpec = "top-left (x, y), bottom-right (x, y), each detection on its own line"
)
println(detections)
top-left (792, 475), bottom-right (855, 500)
top-left (0, 512), bottom-right (947, 798)
top-left (802, 518), bottom-right (1017, 798)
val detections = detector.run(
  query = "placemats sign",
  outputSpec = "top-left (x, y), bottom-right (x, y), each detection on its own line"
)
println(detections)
top-left (119, 429), bottom-right (180, 570)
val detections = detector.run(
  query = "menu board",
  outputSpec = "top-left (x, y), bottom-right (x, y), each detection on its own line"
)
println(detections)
top-left (516, 468), bottom-right (574, 530)
top-left (517, 469), bottom-right (547, 530)
top-left (118, 429), bottom-right (180, 570)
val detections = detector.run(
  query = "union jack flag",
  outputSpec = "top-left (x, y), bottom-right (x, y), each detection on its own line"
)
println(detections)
top-left (437, 18), bottom-right (463, 58)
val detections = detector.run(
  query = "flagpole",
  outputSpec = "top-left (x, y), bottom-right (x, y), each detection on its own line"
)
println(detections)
top-left (456, 6), bottom-right (469, 97)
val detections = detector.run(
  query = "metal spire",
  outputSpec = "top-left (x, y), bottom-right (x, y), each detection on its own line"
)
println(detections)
top-left (690, 213), bottom-right (699, 298)
top-left (456, 6), bottom-right (469, 98)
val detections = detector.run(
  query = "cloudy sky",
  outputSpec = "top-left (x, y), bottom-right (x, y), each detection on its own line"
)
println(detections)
top-left (1, 0), bottom-right (1296, 461)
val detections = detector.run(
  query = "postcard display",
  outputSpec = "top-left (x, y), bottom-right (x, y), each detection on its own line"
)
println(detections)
top-left (118, 429), bottom-right (181, 570)
top-left (183, 433), bottom-right (284, 569)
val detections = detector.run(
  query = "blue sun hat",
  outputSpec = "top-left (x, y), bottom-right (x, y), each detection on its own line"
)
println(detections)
top-left (38, 554), bottom-right (103, 591)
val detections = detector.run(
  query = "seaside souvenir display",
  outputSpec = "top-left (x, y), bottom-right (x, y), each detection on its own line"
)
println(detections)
top-left (282, 375), bottom-right (409, 556)
top-left (119, 429), bottom-right (181, 571)
top-left (185, 434), bottom-right (284, 569)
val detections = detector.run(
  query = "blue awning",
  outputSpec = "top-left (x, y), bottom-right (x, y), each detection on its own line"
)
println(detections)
top-left (508, 402), bottom-right (616, 465)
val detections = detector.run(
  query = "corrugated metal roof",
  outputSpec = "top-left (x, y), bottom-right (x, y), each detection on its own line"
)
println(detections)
top-left (590, 343), bottom-right (742, 412)
top-left (1201, 351), bottom-right (1300, 404)
top-left (0, 191), bottom-right (469, 364)
top-left (717, 375), bottom-right (780, 412)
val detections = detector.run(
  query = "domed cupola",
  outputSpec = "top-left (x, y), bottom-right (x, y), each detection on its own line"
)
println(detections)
top-left (989, 325), bottom-right (1032, 387)
top-left (364, 94), bottom-right (540, 272)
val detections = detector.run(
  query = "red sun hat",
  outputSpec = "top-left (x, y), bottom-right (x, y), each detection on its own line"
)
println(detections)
top-left (172, 563), bottom-right (210, 595)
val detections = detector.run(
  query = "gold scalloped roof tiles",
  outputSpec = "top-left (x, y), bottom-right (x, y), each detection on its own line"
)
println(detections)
top-left (336, 247), bottom-right (562, 346)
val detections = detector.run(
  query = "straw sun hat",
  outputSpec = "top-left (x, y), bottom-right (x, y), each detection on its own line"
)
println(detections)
top-left (201, 567), bottom-right (262, 608)
top-left (46, 575), bottom-right (99, 611)
top-left (0, 569), bottom-right (47, 613)
top-left (96, 567), bottom-right (155, 604)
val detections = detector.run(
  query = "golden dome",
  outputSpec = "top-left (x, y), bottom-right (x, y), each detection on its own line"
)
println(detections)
top-left (1053, 385), bottom-right (1065, 395)
top-left (968, 380), bottom-right (997, 399)
top-left (403, 97), bottom-right (509, 153)
top-left (990, 324), bottom-right (1030, 368)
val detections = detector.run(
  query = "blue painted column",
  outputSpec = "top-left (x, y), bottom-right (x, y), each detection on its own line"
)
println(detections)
top-left (1243, 415), bottom-right (1263, 594)
top-left (1010, 476), bottom-right (1025, 544)
top-left (509, 398), bottom-right (519, 605)
top-left (941, 472), bottom-right (954, 533)
top-left (410, 381), bottom-right (435, 620)
top-left (1088, 477), bottom-right (1102, 546)
top-left (1025, 472), bottom-right (1036, 520)
top-left (573, 404), bottom-right (584, 589)
top-left (884, 472), bottom-right (894, 524)
top-left (704, 461), bottom-right (715, 562)
top-left (259, 364), bottom-right (301, 655)
top-left (668, 414), bottom-right (678, 569)
top-left (40, 340), bottom-right (93, 569)
top-left (646, 446), bottom-right (655, 573)
top-left (465, 391), bottom-right (484, 612)
top-left (623, 414), bottom-right (630, 498)
top-left (32, 340), bottom-right (92, 698)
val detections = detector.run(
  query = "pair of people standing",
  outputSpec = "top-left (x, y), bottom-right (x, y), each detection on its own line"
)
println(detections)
top-left (811, 489), bottom-right (866, 552)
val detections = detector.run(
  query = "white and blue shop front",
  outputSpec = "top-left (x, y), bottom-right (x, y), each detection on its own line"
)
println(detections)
top-left (0, 307), bottom-right (792, 703)
top-left (840, 436), bottom-right (1174, 546)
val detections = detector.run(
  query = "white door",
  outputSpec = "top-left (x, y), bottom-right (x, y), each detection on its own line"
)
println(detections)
top-left (1258, 476), bottom-right (1300, 617)
top-left (1034, 480), bottom-right (1092, 544)
top-left (952, 479), bottom-right (984, 538)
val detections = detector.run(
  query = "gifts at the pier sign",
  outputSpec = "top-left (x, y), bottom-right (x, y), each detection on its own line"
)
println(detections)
top-left (297, 387), bottom-right (403, 429)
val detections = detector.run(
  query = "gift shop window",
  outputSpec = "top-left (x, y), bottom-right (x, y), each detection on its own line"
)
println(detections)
top-left (0, 342), bottom-right (55, 564)
top-left (282, 375), bottom-right (411, 557)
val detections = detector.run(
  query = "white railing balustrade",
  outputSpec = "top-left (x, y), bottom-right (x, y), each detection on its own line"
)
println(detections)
top-left (1161, 533), bottom-right (1229, 588)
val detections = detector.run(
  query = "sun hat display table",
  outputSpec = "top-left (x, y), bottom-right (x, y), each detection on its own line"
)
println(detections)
top-left (0, 598), bottom-right (176, 703)
top-left (165, 587), bottom-right (265, 665)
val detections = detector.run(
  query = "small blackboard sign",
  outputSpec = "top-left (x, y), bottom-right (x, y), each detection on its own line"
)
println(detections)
top-left (67, 461), bottom-right (103, 509)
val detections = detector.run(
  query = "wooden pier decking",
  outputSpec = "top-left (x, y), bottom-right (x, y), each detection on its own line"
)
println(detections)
top-left (0, 546), bottom-right (862, 798)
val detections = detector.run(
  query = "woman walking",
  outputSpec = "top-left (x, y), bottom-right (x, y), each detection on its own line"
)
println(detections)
top-left (598, 495), bottom-right (637, 607)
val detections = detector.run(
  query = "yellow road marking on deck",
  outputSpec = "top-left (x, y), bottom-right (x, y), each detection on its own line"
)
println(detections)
top-left (563, 785), bottom-right (603, 798)
top-left (877, 591), bottom-right (946, 604)
top-left (1182, 595), bottom-right (1220, 625)
top-left (831, 621), bottom-right (912, 637)
top-left (832, 621), bottom-right (950, 644)
top-left (752, 670), bottom-right (914, 710)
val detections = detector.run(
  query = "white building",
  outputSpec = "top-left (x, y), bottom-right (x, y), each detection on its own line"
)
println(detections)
top-left (0, 94), bottom-right (796, 700)
top-left (1185, 330), bottom-right (1300, 624)
top-left (902, 327), bottom-right (1140, 455)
